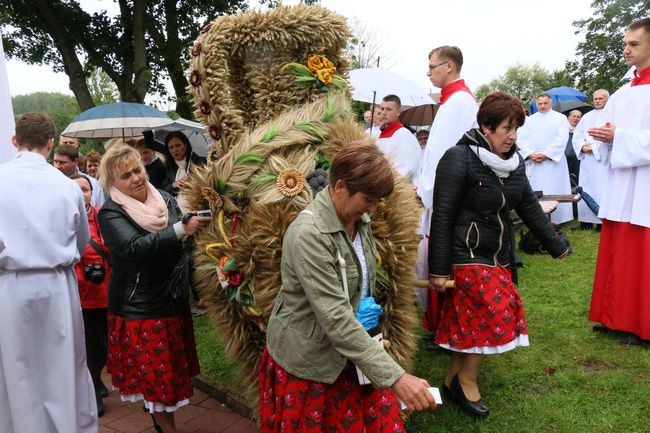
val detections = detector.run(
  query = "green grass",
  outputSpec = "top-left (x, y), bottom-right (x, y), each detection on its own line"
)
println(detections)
top-left (193, 223), bottom-right (650, 432)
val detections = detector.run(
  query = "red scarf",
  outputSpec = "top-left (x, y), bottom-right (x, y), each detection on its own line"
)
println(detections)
top-left (440, 79), bottom-right (475, 104)
top-left (631, 66), bottom-right (650, 86)
top-left (379, 120), bottom-right (403, 138)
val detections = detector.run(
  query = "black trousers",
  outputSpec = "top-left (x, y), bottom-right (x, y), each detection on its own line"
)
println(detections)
top-left (82, 307), bottom-right (108, 394)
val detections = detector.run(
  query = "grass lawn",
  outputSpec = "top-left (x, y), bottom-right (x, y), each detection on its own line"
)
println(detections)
top-left (193, 224), bottom-right (650, 432)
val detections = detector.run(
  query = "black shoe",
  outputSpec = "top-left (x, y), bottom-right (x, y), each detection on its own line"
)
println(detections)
top-left (98, 380), bottom-right (109, 398)
top-left (619, 334), bottom-right (648, 347)
top-left (441, 382), bottom-right (453, 403)
top-left (150, 413), bottom-right (164, 433)
top-left (450, 375), bottom-right (489, 418)
top-left (592, 324), bottom-right (610, 333)
top-left (96, 396), bottom-right (105, 417)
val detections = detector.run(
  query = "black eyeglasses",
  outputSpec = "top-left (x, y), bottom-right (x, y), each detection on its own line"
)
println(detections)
top-left (428, 61), bottom-right (448, 71)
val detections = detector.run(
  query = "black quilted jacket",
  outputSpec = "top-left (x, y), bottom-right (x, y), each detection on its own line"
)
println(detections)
top-left (428, 129), bottom-right (567, 277)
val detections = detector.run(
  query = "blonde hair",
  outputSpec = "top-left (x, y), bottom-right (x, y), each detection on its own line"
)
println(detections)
top-left (98, 143), bottom-right (143, 190)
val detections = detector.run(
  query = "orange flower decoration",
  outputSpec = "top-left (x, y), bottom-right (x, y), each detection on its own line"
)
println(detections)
top-left (276, 168), bottom-right (305, 197)
top-left (316, 69), bottom-right (333, 85)
top-left (307, 55), bottom-right (324, 73)
top-left (202, 187), bottom-right (223, 209)
top-left (322, 57), bottom-right (336, 74)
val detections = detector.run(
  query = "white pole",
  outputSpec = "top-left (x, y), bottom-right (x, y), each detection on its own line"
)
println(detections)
top-left (0, 30), bottom-right (16, 163)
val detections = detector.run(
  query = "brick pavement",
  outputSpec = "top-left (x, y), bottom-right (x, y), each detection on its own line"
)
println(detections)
top-left (98, 371), bottom-right (259, 433)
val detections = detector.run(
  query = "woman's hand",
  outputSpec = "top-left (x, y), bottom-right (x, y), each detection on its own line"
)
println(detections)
top-left (429, 275), bottom-right (449, 292)
top-left (173, 176), bottom-right (190, 189)
top-left (392, 373), bottom-right (437, 412)
top-left (182, 215), bottom-right (211, 235)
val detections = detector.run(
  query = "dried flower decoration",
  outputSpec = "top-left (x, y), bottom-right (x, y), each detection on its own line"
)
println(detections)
top-left (191, 43), bottom-right (202, 57)
top-left (276, 168), bottom-right (305, 197)
top-left (200, 23), bottom-right (212, 34)
top-left (283, 55), bottom-right (346, 92)
top-left (199, 101), bottom-right (212, 115)
top-left (209, 125), bottom-right (222, 140)
top-left (190, 70), bottom-right (202, 87)
top-left (202, 187), bottom-right (223, 209)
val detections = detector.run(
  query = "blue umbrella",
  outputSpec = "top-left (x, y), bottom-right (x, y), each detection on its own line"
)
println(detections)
top-left (530, 86), bottom-right (588, 113)
top-left (61, 102), bottom-right (171, 138)
top-left (575, 186), bottom-right (600, 215)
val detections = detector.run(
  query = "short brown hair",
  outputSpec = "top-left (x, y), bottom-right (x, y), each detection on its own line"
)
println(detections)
top-left (15, 112), bottom-right (56, 150)
top-left (429, 46), bottom-right (463, 72)
top-left (86, 151), bottom-right (102, 165)
top-left (536, 92), bottom-right (552, 101)
top-left (382, 94), bottom-right (401, 109)
top-left (477, 92), bottom-right (526, 133)
top-left (98, 143), bottom-right (142, 190)
top-left (329, 141), bottom-right (394, 199)
top-left (54, 144), bottom-right (79, 161)
top-left (628, 17), bottom-right (650, 35)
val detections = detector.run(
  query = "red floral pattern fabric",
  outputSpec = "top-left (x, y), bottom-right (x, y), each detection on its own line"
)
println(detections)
top-left (107, 308), bottom-right (200, 407)
top-left (436, 265), bottom-right (528, 350)
top-left (259, 348), bottom-right (405, 433)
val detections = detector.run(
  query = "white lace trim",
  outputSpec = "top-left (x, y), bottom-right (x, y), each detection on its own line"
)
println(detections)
top-left (119, 392), bottom-right (189, 413)
top-left (439, 334), bottom-right (529, 355)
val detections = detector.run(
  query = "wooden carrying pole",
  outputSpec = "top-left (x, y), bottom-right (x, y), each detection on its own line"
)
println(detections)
top-left (414, 280), bottom-right (455, 288)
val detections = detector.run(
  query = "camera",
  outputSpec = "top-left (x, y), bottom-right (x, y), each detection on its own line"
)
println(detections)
top-left (84, 262), bottom-right (106, 284)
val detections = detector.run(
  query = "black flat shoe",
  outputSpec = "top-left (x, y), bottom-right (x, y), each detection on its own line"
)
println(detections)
top-left (96, 396), bottom-right (105, 417)
top-left (98, 380), bottom-right (109, 398)
top-left (592, 324), bottom-right (610, 333)
top-left (441, 382), bottom-right (453, 403)
top-left (450, 375), bottom-right (489, 418)
top-left (619, 334), bottom-right (648, 347)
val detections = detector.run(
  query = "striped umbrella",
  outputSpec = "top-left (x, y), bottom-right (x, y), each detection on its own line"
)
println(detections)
top-left (61, 102), bottom-right (171, 138)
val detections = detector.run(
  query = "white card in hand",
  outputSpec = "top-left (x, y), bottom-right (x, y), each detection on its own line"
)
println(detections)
top-left (399, 387), bottom-right (442, 410)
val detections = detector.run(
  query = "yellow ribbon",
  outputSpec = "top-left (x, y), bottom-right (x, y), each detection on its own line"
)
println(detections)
top-left (205, 209), bottom-right (232, 262)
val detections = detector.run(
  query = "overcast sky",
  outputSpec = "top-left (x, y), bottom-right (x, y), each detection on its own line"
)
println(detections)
top-left (4, 0), bottom-right (596, 105)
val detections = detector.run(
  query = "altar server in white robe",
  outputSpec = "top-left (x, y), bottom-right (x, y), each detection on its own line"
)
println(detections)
top-left (415, 46), bottom-right (477, 333)
top-left (517, 93), bottom-right (573, 224)
top-left (0, 113), bottom-right (97, 433)
top-left (376, 94), bottom-right (421, 185)
top-left (588, 18), bottom-right (650, 346)
top-left (571, 89), bottom-right (610, 226)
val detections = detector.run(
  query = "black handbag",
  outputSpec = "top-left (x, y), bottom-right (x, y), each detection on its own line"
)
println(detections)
top-left (166, 252), bottom-right (190, 301)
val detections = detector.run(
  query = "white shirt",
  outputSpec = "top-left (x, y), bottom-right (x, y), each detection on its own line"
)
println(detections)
top-left (572, 108), bottom-right (609, 223)
top-left (376, 125), bottom-right (421, 185)
top-left (598, 84), bottom-right (650, 228)
top-left (517, 110), bottom-right (573, 224)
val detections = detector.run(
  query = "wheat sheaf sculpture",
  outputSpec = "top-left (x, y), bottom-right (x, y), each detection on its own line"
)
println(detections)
top-left (184, 4), bottom-right (421, 414)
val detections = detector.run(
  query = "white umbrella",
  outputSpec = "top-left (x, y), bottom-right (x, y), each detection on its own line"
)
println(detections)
top-left (61, 102), bottom-right (172, 138)
top-left (143, 117), bottom-right (211, 157)
top-left (349, 68), bottom-right (434, 107)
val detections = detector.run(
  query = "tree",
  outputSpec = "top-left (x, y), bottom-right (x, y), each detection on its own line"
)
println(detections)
top-left (566, 0), bottom-right (649, 98)
top-left (86, 66), bottom-right (118, 106)
top-left (474, 63), bottom-right (559, 107)
top-left (1, 0), bottom-right (246, 117)
top-left (345, 19), bottom-right (393, 69)
top-left (12, 92), bottom-right (80, 141)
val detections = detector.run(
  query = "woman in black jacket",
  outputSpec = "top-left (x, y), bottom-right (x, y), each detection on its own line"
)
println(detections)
top-left (97, 144), bottom-right (210, 433)
top-left (428, 92), bottom-right (568, 418)
top-left (160, 131), bottom-right (208, 315)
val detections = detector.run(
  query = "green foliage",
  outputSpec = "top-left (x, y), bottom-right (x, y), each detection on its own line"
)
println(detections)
top-left (193, 224), bottom-right (650, 432)
top-left (214, 177), bottom-right (228, 194)
top-left (234, 151), bottom-right (263, 165)
top-left (260, 124), bottom-right (278, 143)
top-left (250, 171), bottom-right (277, 187)
top-left (474, 63), bottom-right (571, 107)
top-left (566, 0), bottom-right (649, 98)
top-left (85, 66), bottom-right (118, 106)
top-left (12, 92), bottom-right (80, 143)
top-left (295, 122), bottom-right (327, 141)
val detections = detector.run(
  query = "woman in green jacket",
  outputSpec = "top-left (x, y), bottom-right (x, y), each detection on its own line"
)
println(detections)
top-left (259, 142), bottom-right (436, 433)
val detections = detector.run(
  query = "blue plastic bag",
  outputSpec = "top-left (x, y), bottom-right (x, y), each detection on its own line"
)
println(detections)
top-left (355, 296), bottom-right (382, 331)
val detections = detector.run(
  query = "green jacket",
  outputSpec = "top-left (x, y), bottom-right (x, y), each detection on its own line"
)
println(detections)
top-left (266, 189), bottom-right (405, 388)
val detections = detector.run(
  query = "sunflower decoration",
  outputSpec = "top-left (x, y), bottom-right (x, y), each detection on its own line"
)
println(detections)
top-left (284, 54), bottom-right (347, 92)
top-left (248, 148), bottom-right (316, 208)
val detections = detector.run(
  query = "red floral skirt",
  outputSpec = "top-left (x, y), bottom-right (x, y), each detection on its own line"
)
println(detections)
top-left (107, 307), bottom-right (200, 409)
top-left (436, 265), bottom-right (529, 352)
top-left (259, 348), bottom-right (405, 433)
top-left (589, 220), bottom-right (650, 339)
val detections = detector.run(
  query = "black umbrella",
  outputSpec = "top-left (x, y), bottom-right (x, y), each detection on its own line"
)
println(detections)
top-left (553, 99), bottom-right (594, 115)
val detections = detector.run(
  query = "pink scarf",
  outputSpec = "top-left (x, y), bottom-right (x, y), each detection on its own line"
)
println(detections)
top-left (110, 182), bottom-right (169, 233)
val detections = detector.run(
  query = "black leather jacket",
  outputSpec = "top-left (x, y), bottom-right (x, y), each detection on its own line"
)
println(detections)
top-left (98, 189), bottom-right (188, 318)
top-left (428, 129), bottom-right (567, 277)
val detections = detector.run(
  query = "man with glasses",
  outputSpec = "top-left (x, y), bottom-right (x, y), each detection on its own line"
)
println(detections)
top-left (416, 45), bottom-right (478, 341)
